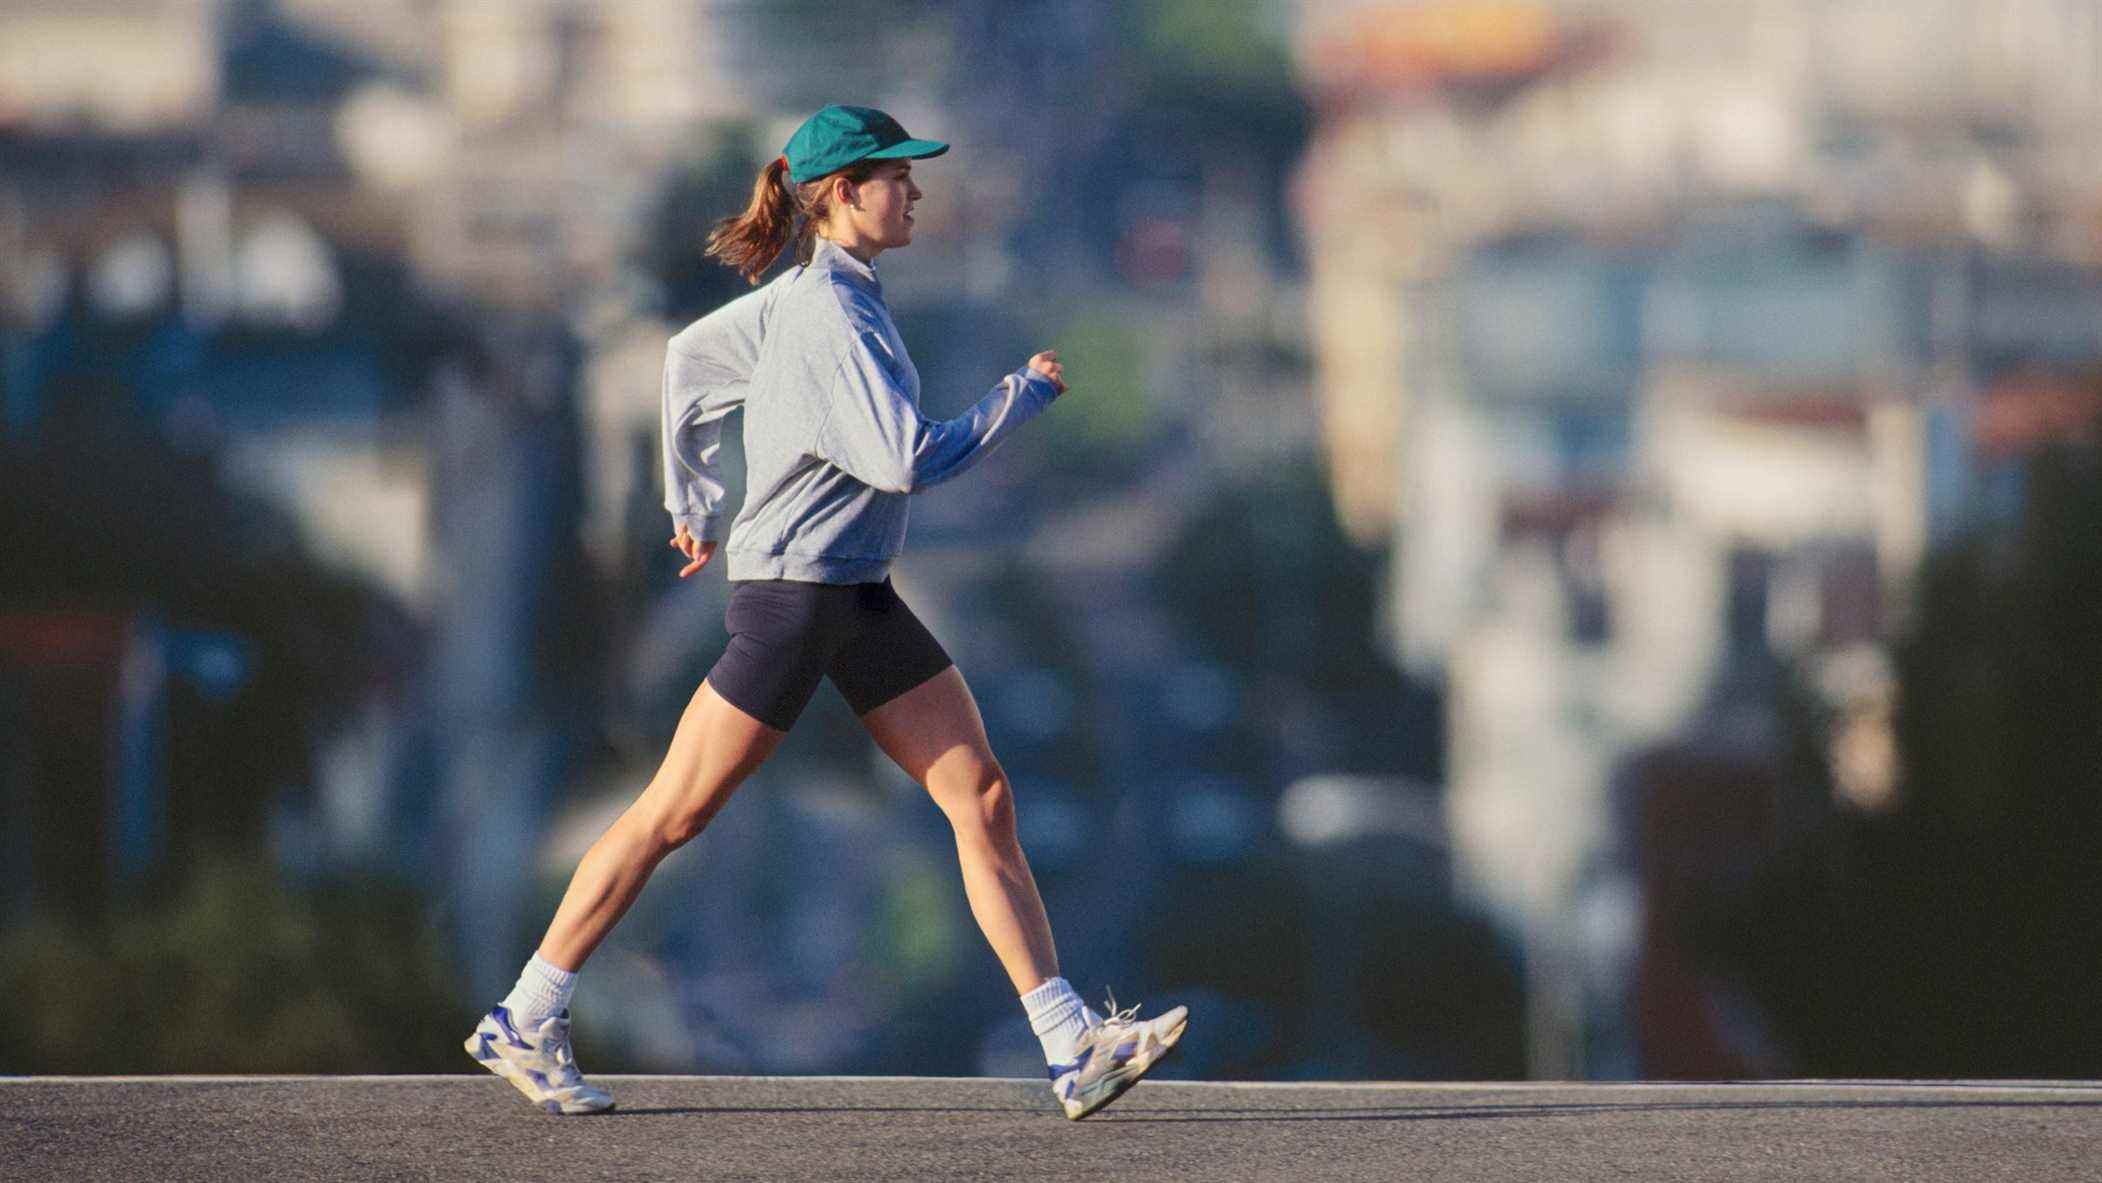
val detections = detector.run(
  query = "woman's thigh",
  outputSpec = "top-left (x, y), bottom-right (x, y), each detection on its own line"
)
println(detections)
top-left (858, 665), bottom-right (998, 796)
top-left (631, 677), bottom-right (786, 836)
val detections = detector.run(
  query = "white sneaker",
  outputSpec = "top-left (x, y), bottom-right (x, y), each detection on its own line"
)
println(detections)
top-left (1049, 996), bottom-right (1189, 1120)
top-left (465, 1005), bottom-right (616, 1115)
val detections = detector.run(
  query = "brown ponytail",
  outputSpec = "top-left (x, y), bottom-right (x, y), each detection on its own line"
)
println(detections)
top-left (705, 156), bottom-right (888, 285)
top-left (706, 156), bottom-right (796, 285)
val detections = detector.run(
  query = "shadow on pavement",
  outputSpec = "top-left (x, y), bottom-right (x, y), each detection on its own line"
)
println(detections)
top-left (1098, 1097), bottom-right (2102, 1123)
top-left (601, 1093), bottom-right (2102, 1122)
top-left (607, 1104), bottom-right (1038, 1117)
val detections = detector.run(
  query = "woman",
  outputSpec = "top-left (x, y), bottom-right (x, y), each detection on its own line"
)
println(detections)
top-left (465, 105), bottom-right (1187, 1121)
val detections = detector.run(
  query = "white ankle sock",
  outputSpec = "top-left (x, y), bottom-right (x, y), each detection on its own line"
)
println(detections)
top-left (499, 952), bottom-right (577, 1029)
top-left (1022, 977), bottom-right (1101, 1067)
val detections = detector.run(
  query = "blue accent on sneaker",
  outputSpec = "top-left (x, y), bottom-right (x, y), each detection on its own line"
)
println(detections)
top-left (1046, 1044), bottom-right (1093, 1081)
top-left (526, 1068), bottom-right (551, 1089)
top-left (490, 1006), bottom-right (533, 1049)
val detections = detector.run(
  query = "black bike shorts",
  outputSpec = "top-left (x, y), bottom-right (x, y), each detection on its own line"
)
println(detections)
top-left (705, 578), bottom-right (954, 731)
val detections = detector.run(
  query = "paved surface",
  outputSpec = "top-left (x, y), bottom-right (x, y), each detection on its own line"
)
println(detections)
top-left (7, 1076), bottom-right (2102, 1181)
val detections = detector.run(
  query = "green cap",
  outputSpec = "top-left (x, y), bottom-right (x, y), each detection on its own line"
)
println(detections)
top-left (781, 104), bottom-right (948, 185)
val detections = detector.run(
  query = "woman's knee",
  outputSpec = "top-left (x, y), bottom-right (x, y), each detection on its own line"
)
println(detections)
top-left (656, 793), bottom-right (732, 851)
top-left (938, 759), bottom-right (1017, 846)
top-left (650, 812), bottom-right (702, 852)
top-left (616, 793), bottom-right (717, 857)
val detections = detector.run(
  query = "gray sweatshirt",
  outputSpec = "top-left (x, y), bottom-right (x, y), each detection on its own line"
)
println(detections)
top-left (661, 237), bottom-right (1060, 584)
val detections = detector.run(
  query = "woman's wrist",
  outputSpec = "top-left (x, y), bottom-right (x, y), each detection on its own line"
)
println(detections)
top-left (1018, 367), bottom-right (1061, 399)
top-left (679, 512), bottom-right (722, 543)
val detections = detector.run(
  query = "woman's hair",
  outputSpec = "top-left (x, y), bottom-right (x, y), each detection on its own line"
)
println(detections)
top-left (705, 156), bottom-right (886, 285)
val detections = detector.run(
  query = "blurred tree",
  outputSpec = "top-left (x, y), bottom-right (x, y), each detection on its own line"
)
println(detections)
top-left (1713, 441), bottom-right (2102, 1076)
top-left (635, 126), bottom-right (771, 325)
top-left (1127, 0), bottom-right (1297, 98)
top-left (221, 0), bottom-right (383, 107)
top-left (1874, 441), bottom-right (2102, 1074)
top-left (1157, 456), bottom-right (1442, 782)
top-left (1353, 883), bottom-right (1528, 1079)
top-left (0, 857), bottom-right (462, 1072)
top-left (0, 356), bottom-right (462, 1070)
top-left (2, 369), bottom-right (409, 852)
top-left (1143, 456), bottom-right (1516, 1077)
top-left (976, 556), bottom-right (1111, 796)
top-left (1032, 305), bottom-right (1155, 483)
top-left (1116, 0), bottom-right (1309, 269)
top-left (1143, 858), bottom-right (1312, 1076)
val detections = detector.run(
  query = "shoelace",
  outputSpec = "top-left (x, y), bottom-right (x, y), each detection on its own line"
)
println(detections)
top-left (1098, 989), bottom-right (1143, 1030)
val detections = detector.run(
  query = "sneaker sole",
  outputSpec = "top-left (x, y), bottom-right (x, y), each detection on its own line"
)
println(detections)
top-left (1064, 1012), bottom-right (1188, 1121)
top-left (464, 1032), bottom-right (617, 1116)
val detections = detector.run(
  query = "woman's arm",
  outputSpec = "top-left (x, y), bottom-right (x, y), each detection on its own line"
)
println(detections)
top-left (814, 329), bottom-right (1063, 494)
top-left (662, 284), bottom-right (775, 542)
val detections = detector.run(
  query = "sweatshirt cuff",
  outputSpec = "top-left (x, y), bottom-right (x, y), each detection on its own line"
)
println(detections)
top-left (1016, 368), bottom-right (1060, 401)
top-left (676, 511), bottom-right (724, 543)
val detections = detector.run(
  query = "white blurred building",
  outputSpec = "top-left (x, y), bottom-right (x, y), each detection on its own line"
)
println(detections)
top-left (0, 0), bottom-right (223, 130)
top-left (1295, 0), bottom-right (2102, 548)
top-left (1291, 0), bottom-right (2102, 1076)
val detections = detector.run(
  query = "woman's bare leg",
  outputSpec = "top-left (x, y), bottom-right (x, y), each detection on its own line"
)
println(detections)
top-left (859, 665), bottom-right (1059, 994)
top-left (535, 679), bottom-right (785, 970)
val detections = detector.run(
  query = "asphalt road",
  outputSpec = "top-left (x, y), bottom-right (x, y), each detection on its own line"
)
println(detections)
top-left (7, 1076), bottom-right (2101, 1181)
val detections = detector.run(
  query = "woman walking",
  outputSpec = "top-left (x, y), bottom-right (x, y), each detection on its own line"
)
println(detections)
top-left (465, 105), bottom-right (1187, 1121)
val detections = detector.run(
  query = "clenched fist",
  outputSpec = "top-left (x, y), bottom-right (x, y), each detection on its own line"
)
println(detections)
top-left (1028, 350), bottom-right (1066, 394)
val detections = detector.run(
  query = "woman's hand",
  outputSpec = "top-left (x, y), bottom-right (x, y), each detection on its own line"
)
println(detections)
top-left (1028, 350), bottom-right (1066, 394)
top-left (669, 523), bottom-right (718, 579)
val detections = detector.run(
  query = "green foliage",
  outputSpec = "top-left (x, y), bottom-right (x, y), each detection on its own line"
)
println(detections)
top-left (1120, 0), bottom-right (1308, 153)
top-left (0, 856), bottom-right (465, 1072)
top-left (1036, 306), bottom-right (1153, 464)
top-left (862, 858), bottom-right (966, 994)
top-left (1130, 0), bottom-right (1295, 92)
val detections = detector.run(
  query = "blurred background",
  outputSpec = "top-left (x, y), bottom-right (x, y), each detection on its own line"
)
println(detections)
top-left (4, 0), bottom-right (2101, 1082)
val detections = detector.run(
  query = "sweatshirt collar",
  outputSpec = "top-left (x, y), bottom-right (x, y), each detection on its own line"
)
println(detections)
top-left (812, 236), bottom-right (879, 289)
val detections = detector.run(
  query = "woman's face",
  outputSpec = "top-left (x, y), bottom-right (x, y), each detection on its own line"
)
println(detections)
top-left (832, 160), bottom-right (922, 254)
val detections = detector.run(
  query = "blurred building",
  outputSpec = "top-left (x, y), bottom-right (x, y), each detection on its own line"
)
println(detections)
top-left (1297, 0), bottom-right (2102, 548)
top-left (0, 613), bottom-right (238, 919)
top-left (1292, 0), bottom-right (2102, 1076)
top-left (0, 0), bottom-right (222, 131)
top-left (0, 1), bottom-right (608, 997)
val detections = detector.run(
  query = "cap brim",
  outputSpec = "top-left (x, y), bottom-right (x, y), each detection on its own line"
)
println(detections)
top-left (868, 138), bottom-right (949, 161)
